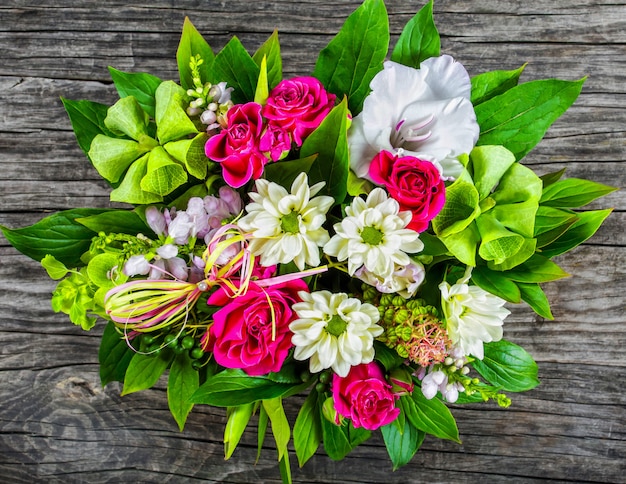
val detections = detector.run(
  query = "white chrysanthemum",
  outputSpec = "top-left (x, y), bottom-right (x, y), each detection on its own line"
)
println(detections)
top-left (289, 290), bottom-right (383, 377)
top-left (323, 188), bottom-right (423, 281)
top-left (237, 172), bottom-right (334, 270)
top-left (349, 56), bottom-right (479, 180)
top-left (439, 268), bottom-right (510, 359)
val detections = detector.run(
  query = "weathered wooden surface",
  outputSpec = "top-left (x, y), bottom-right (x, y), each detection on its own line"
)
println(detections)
top-left (1, 0), bottom-right (624, 482)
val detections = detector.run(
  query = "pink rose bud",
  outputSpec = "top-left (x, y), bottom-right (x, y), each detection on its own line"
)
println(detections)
top-left (389, 367), bottom-right (415, 396)
top-left (321, 396), bottom-right (343, 426)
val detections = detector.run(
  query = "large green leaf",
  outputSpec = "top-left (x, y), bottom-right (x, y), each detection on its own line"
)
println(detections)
top-left (168, 352), bottom-right (199, 431)
top-left (540, 209), bottom-right (612, 258)
top-left (293, 390), bottom-right (322, 468)
top-left (155, 81), bottom-right (199, 144)
top-left (471, 64), bottom-right (525, 105)
top-left (300, 98), bottom-right (350, 204)
top-left (98, 321), bottom-right (136, 386)
top-left (77, 209), bottom-right (153, 237)
top-left (140, 146), bottom-right (188, 196)
top-left (312, 0), bottom-right (389, 114)
top-left (110, 153), bottom-right (163, 204)
top-left (1, 208), bottom-right (108, 266)
top-left (263, 155), bottom-right (317, 190)
top-left (320, 413), bottom-right (371, 461)
top-left (503, 254), bottom-right (569, 283)
top-left (390, 0), bottom-right (439, 69)
top-left (263, 398), bottom-right (291, 461)
top-left (224, 403), bottom-right (255, 460)
top-left (176, 17), bottom-right (215, 90)
top-left (190, 369), bottom-right (308, 407)
top-left (432, 171), bottom-right (480, 237)
top-left (61, 98), bottom-right (113, 155)
top-left (104, 95), bottom-right (150, 141)
top-left (516, 282), bottom-right (554, 320)
top-left (540, 178), bottom-right (617, 208)
top-left (471, 265), bottom-right (521, 303)
top-left (472, 340), bottom-right (540, 392)
top-left (470, 145), bottom-right (516, 200)
top-left (381, 402), bottom-right (424, 470)
top-left (404, 392), bottom-right (460, 443)
top-left (88, 135), bottom-right (148, 183)
top-left (475, 78), bottom-right (585, 161)
top-left (210, 37), bottom-right (260, 104)
top-left (121, 350), bottom-right (174, 396)
top-left (108, 67), bottom-right (162, 118)
top-left (253, 30), bottom-right (282, 90)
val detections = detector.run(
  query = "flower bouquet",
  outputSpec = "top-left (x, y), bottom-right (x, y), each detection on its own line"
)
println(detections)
top-left (2, 0), bottom-right (616, 479)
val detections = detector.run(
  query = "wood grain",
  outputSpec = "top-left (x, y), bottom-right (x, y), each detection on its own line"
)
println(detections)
top-left (1, 0), bottom-right (624, 482)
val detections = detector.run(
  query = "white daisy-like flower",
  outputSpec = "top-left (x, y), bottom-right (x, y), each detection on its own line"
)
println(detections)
top-left (237, 172), bottom-right (334, 270)
top-left (323, 188), bottom-right (424, 281)
top-left (289, 290), bottom-right (383, 377)
top-left (439, 267), bottom-right (510, 359)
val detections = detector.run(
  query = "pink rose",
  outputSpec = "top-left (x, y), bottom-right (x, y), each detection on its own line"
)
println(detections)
top-left (206, 279), bottom-right (308, 376)
top-left (205, 102), bottom-right (266, 188)
top-left (368, 150), bottom-right (445, 232)
top-left (259, 122), bottom-right (292, 161)
top-left (332, 362), bottom-right (400, 431)
top-left (262, 77), bottom-right (336, 146)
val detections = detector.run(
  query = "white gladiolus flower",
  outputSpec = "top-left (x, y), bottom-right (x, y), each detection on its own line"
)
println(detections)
top-left (439, 268), bottom-right (510, 359)
top-left (349, 56), bottom-right (479, 180)
top-left (323, 188), bottom-right (423, 281)
top-left (238, 172), bottom-right (334, 270)
top-left (289, 290), bottom-right (383, 377)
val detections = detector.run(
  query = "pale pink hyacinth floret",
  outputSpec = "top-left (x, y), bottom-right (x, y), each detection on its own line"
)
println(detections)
top-left (348, 56), bottom-right (479, 180)
top-left (323, 188), bottom-right (424, 281)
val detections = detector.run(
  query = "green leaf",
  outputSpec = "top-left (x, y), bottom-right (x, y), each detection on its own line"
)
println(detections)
top-left (475, 78), bottom-right (585, 161)
top-left (534, 206), bottom-right (578, 248)
top-left (516, 282), bottom-right (554, 320)
top-left (264, 155), bottom-right (317, 190)
top-left (347, 169), bottom-right (373, 197)
top-left (540, 209), bottom-right (612, 258)
top-left (98, 321), bottom-right (136, 386)
top-left (210, 37), bottom-right (260, 104)
top-left (87, 252), bottom-right (120, 288)
top-left (88, 135), bottom-right (147, 184)
top-left (104, 96), bottom-right (150, 141)
top-left (61, 98), bottom-right (113, 155)
top-left (109, 153), bottom-right (163, 204)
top-left (1, 208), bottom-right (107, 266)
top-left (373, 341), bottom-right (406, 372)
top-left (476, 213), bottom-right (525, 264)
top-left (140, 146), bottom-right (188, 196)
top-left (320, 414), bottom-right (371, 461)
top-left (300, 98), bottom-right (350, 204)
top-left (254, 54), bottom-right (270, 105)
top-left (224, 403), bottom-right (254, 459)
top-left (190, 369), bottom-right (307, 406)
top-left (312, 0), bottom-right (389, 114)
top-left (177, 17), bottom-right (215, 90)
top-left (540, 167), bottom-right (567, 188)
top-left (41, 254), bottom-right (69, 280)
top-left (253, 30), bottom-right (282, 90)
top-left (168, 352), bottom-right (199, 431)
top-left (438, 223), bottom-right (480, 266)
top-left (121, 350), bottom-right (173, 396)
top-left (404, 392), bottom-right (461, 443)
top-left (390, 0), bottom-right (439, 69)
top-left (77, 209), bottom-right (153, 237)
top-left (432, 172), bottom-right (480, 237)
top-left (470, 145), bottom-right (516, 200)
top-left (486, 236), bottom-right (537, 272)
top-left (471, 64), bottom-right (526, 105)
top-left (381, 404), bottom-right (424, 470)
top-left (293, 390), bottom-right (322, 468)
top-left (257, 404), bottom-right (269, 463)
top-left (262, 398), bottom-right (291, 462)
top-left (471, 265), bottom-right (520, 303)
top-left (472, 340), bottom-right (540, 392)
top-left (164, 132), bottom-right (211, 180)
top-left (108, 67), bottom-right (162, 118)
top-left (540, 178), bottom-right (617, 208)
top-left (503, 254), bottom-right (569, 283)
top-left (155, 81), bottom-right (198, 144)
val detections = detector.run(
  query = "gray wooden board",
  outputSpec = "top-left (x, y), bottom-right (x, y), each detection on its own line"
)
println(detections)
top-left (1, 0), bottom-right (624, 482)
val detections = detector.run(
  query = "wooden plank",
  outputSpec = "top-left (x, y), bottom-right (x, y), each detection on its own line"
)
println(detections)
top-left (0, 0), bottom-right (624, 482)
